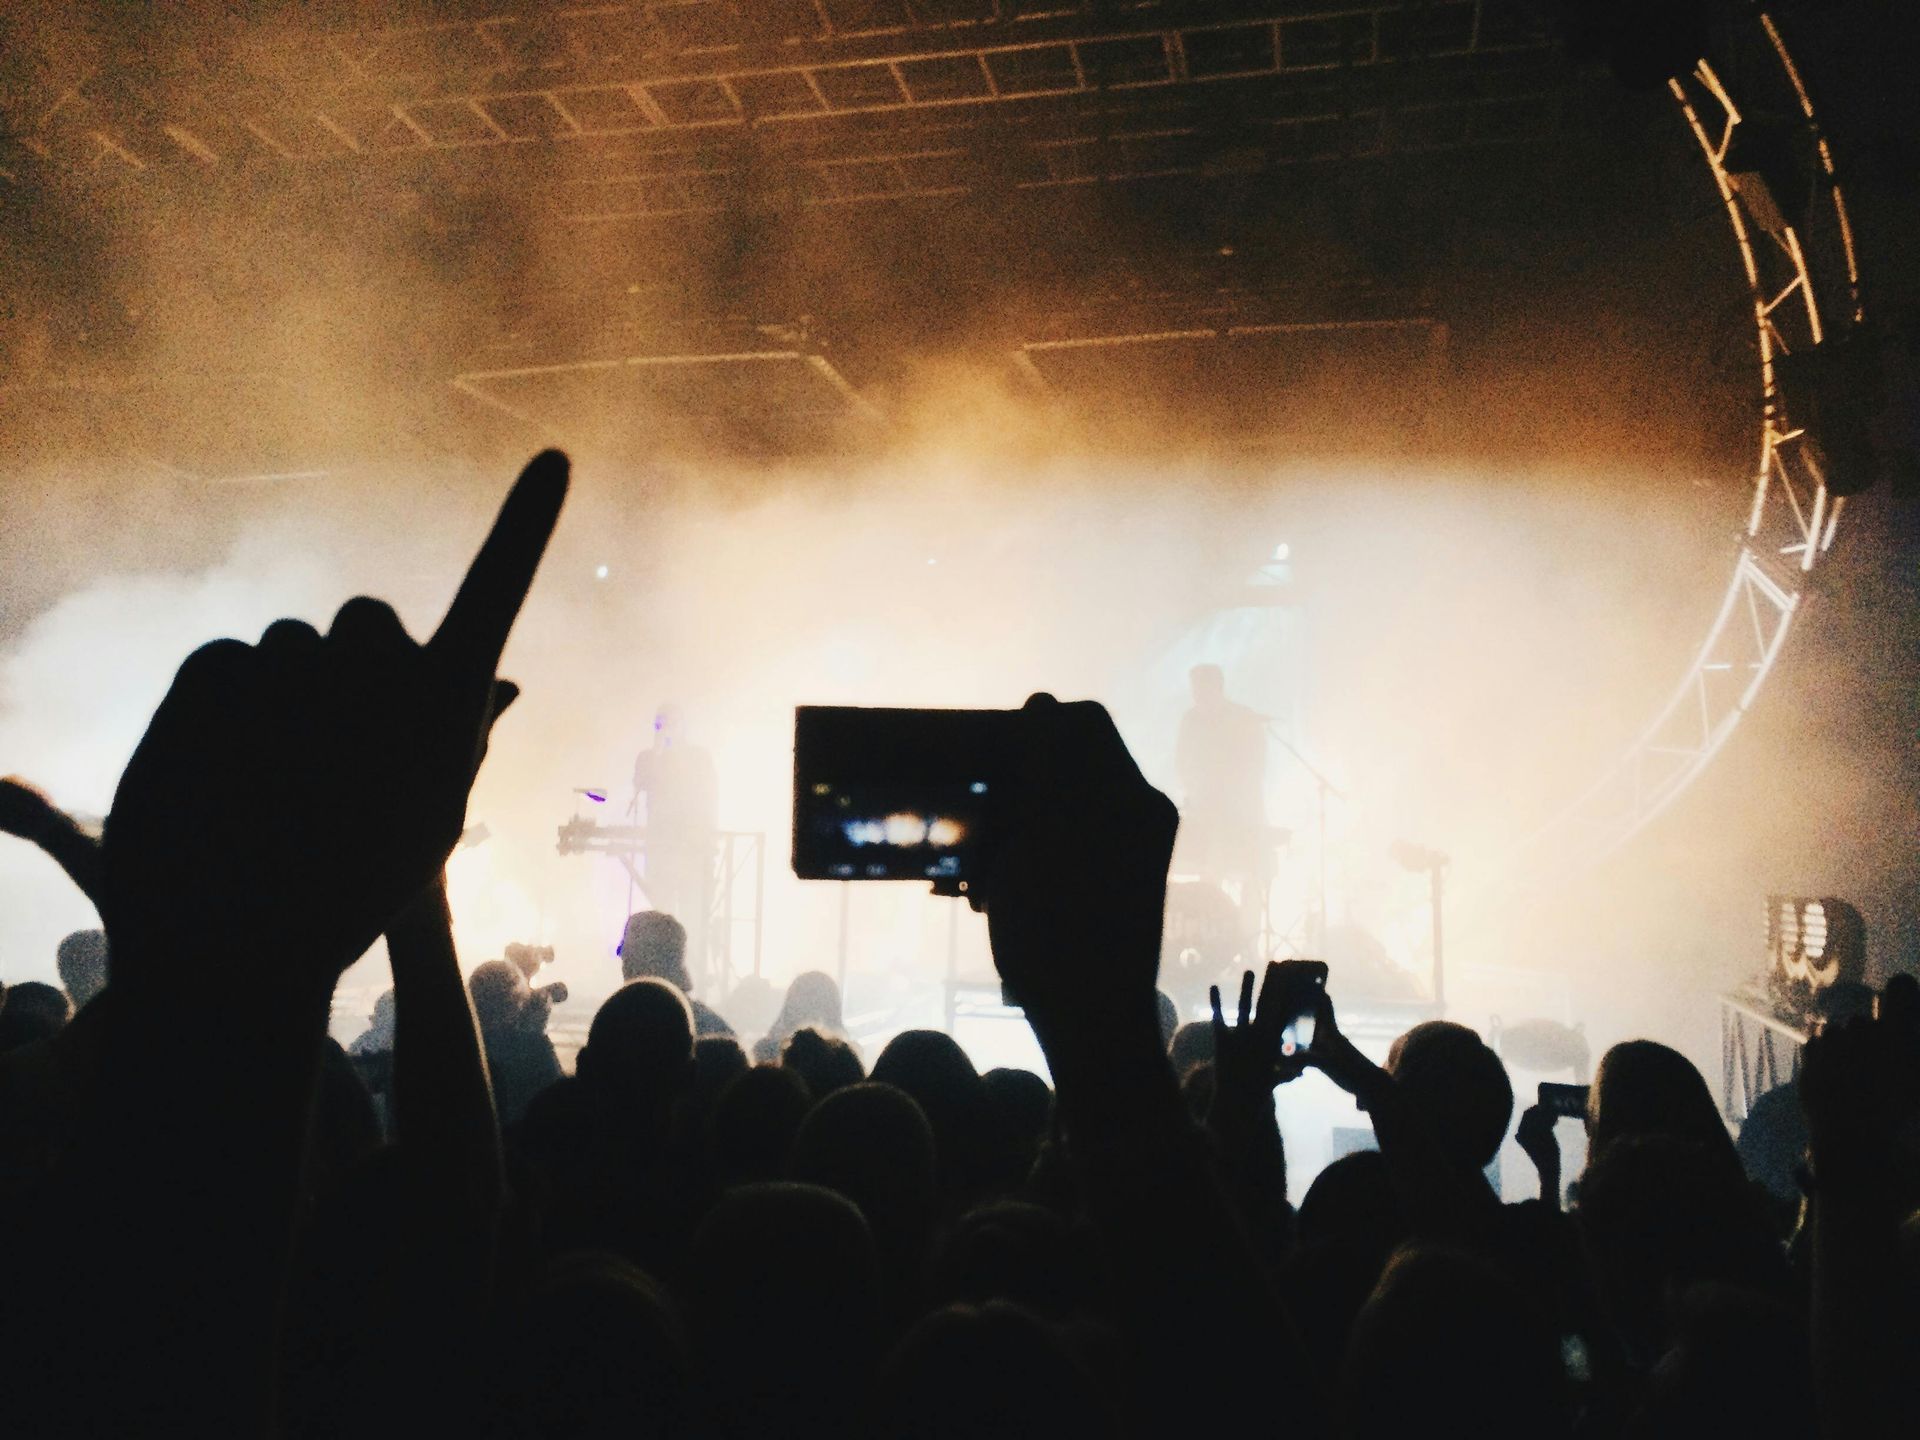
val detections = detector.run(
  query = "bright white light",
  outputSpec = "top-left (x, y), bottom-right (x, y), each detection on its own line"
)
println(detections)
top-left (883, 812), bottom-right (931, 846)
top-left (594, 564), bottom-right (609, 580)
top-left (1273, 543), bottom-right (1290, 561)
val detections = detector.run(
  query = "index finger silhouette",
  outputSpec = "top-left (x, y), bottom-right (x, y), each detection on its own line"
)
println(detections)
top-left (430, 449), bottom-right (569, 677)
top-left (1253, 960), bottom-right (1284, 1024)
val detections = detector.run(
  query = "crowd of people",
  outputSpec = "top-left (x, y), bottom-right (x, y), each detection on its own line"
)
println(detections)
top-left (0, 451), bottom-right (1916, 1437)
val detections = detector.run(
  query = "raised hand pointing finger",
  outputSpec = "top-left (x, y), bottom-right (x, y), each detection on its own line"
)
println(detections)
top-left (103, 452), bottom-right (570, 985)
top-left (430, 449), bottom-right (569, 684)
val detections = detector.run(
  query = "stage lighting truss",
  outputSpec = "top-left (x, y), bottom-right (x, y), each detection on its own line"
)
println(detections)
top-left (1527, 14), bottom-right (1863, 873)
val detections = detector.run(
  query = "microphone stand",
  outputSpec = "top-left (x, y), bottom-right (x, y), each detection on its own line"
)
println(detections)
top-left (1266, 721), bottom-right (1343, 956)
top-left (624, 763), bottom-right (643, 921)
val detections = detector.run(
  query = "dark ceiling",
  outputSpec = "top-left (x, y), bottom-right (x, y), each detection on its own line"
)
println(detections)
top-left (0, 1), bottom-right (1911, 474)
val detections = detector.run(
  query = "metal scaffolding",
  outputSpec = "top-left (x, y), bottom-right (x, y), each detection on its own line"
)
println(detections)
top-left (1516, 11), bottom-right (1865, 875)
top-left (2, 3), bottom-right (1565, 211)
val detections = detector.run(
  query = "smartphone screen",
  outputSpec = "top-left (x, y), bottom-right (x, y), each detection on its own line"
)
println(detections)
top-left (1281, 1013), bottom-right (1316, 1055)
top-left (797, 777), bottom-right (990, 880)
top-left (1276, 960), bottom-right (1328, 1056)
top-left (792, 706), bottom-right (1012, 881)
top-left (1538, 1082), bottom-right (1591, 1119)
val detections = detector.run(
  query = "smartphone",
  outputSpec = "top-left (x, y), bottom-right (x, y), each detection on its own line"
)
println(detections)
top-left (1538, 1082), bottom-right (1591, 1119)
top-left (792, 706), bottom-right (1015, 882)
top-left (1276, 959), bottom-right (1329, 1056)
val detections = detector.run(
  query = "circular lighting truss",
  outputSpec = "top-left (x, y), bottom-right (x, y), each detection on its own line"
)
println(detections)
top-left (1524, 12), bottom-right (1864, 875)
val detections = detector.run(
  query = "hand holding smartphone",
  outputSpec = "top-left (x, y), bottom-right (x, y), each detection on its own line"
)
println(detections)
top-left (1274, 959), bottom-right (1329, 1056)
top-left (792, 706), bottom-right (1013, 884)
top-left (1537, 1081), bottom-right (1591, 1119)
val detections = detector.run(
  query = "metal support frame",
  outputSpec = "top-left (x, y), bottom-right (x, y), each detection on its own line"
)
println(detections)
top-left (710, 830), bottom-right (768, 996)
top-left (1719, 989), bottom-right (1805, 1123)
top-left (558, 822), bottom-right (766, 1001)
top-left (452, 347), bottom-right (880, 428)
top-left (3, 4), bottom-right (1567, 210)
top-left (1520, 13), bottom-right (1862, 874)
top-left (1014, 316), bottom-right (1439, 391)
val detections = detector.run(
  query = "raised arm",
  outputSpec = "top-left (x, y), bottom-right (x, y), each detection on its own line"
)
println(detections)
top-left (978, 695), bottom-right (1319, 1430)
top-left (1206, 962), bottom-right (1312, 1259)
top-left (1515, 1102), bottom-right (1564, 1209)
top-left (1799, 1005), bottom-right (1920, 1439)
top-left (3, 452), bottom-right (567, 1434)
top-left (0, 776), bottom-right (104, 910)
top-left (1303, 995), bottom-right (1500, 1241)
top-left (386, 872), bottom-right (505, 1279)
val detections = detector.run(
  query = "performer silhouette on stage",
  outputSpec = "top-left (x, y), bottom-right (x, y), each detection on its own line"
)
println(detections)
top-left (1174, 664), bottom-right (1273, 902)
top-left (631, 703), bottom-right (717, 980)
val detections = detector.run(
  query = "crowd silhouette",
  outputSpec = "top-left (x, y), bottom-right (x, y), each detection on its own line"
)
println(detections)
top-left (0, 450), bottom-right (1915, 1437)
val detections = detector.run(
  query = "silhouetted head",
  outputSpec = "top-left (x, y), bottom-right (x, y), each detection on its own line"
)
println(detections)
top-left (652, 703), bottom-right (685, 748)
top-left (1189, 663), bottom-right (1226, 704)
top-left (367, 988), bottom-right (397, 1037)
top-left (978, 1066), bottom-right (1052, 1189)
top-left (577, 978), bottom-right (695, 1110)
top-left (1299, 1150), bottom-right (1406, 1260)
top-left (708, 1064), bottom-right (813, 1187)
top-left (781, 1026), bottom-right (865, 1099)
top-left (1168, 1019), bottom-right (1215, 1078)
top-left (928, 1201), bottom-right (1086, 1319)
top-left (55, 928), bottom-right (109, 1009)
top-left (684, 1183), bottom-right (880, 1438)
top-left (1814, 979), bottom-right (1876, 1026)
top-left (1589, 1040), bottom-right (1733, 1166)
top-left (689, 1033), bottom-right (749, 1099)
top-left (467, 960), bottom-right (529, 1035)
top-left (494, 1252), bottom-right (691, 1440)
top-left (872, 1301), bottom-right (1116, 1439)
top-left (1386, 1020), bottom-right (1513, 1173)
top-left (1287, 1155), bottom-right (1411, 1388)
top-left (791, 1081), bottom-right (937, 1297)
top-left (1576, 1134), bottom-right (1790, 1363)
top-left (1341, 1245), bottom-right (1568, 1440)
top-left (621, 910), bottom-right (690, 990)
top-left (872, 1030), bottom-right (986, 1192)
top-left (0, 980), bottom-right (73, 1051)
top-left (770, 970), bottom-right (844, 1038)
top-left (1154, 988), bottom-right (1180, 1049)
